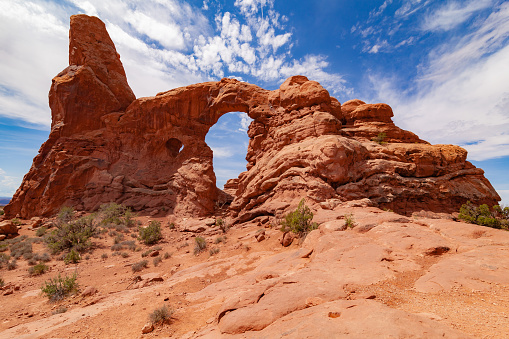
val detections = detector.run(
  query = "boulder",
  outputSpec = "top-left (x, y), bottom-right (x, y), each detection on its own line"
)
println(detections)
top-left (0, 220), bottom-right (18, 235)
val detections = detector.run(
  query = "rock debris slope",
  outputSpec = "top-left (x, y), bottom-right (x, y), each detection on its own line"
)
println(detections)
top-left (4, 14), bottom-right (499, 219)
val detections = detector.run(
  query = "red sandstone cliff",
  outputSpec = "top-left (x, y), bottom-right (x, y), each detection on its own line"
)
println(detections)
top-left (4, 15), bottom-right (500, 219)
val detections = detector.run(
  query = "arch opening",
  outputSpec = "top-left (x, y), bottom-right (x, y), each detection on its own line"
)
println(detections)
top-left (166, 138), bottom-right (183, 157)
top-left (205, 112), bottom-right (253, 189)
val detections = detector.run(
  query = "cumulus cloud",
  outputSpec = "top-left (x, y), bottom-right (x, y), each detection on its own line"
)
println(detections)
top-left (211, 146), bottom-right (234, 158)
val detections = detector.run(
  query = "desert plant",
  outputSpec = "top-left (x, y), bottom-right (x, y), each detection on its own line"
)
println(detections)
top-left (214, 236), bottom-right (226, 244)
top-left (163, 252), bottom-right (171, 259)
top-left (121, 252), bottom-right (130, 258)
top-left (11, 218), bottom-right (22, 227)
top-left (372, 132), bottom-right (387, 145)
top-left (101, 253), bottom-right (108, 259)
top-left (216, 218), bottom-right (229, 233)
top-left (99, 203), bottom-right (136, 228)
top-left (64, 249), bottom-right (81, 264)
top-left (0, 209), bottom-right (4, 216)
top-left (132, 259), bottom-right (148, 272)
top-left (45, 214), bottom-right (97, 254)
top-left (57, 207), bottom-right (75, 224)
top-left (139, 221), bottom-right (162, 245)
top-left (52, 307), bottom-right (67, 314)
top-left (0, 253), bottom-right (9, 268)
top-left (149, 305), bottom-right (173, 325)
top-left (41, 272), bottom-right (79, 302)
top-left (10, 240), bottom-right (32, 259)
top-left (7, 259), bottom-right (17, 270)
top-left (29, 263), bottom-right (48, 276)
top-left (209, 247), bottom-right (220, 256)
top-left (0, 243), bottom-right (8, 252)
top-left (153, 256), bottom-right (162, 266)
top-left (168, 222), bottom-right (175, 230)
top-left (36, 226), bottom-right (48, 237)
top-left (34, 252), bottom-right (51, 263)
top-left (194, 237), bottom-right (207, 255)
top-left (0, 277), bottom-right (4, 287)
top-left (279, 199), bottom-right (318, 238)
top-left (344, 213), bottom-right (356, 229)
top-left (459, 202), bottom-right (508, 229)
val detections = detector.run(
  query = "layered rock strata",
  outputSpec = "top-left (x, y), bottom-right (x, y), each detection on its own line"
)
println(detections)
top-left (5, 15), bottom-right (499, 219)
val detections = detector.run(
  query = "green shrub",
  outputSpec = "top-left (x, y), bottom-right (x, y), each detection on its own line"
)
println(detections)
top-left (0, 209), bottom-right (4, 216)
top-left (372, 132), bottom-right (387, 145)
top-left (45, 214), bottom-right (97, 254)
top-left (279, 199), bottom-right (318, 238)
top-left (149, 305), bottom-right (173, 325)
top-left (57, 207), bottom-right (75, 224)
top-left (41, 272), bottom-right (79, 302)
top-left (10, 240), bottom-right (32, 259)
top-left (344, 213), bottom-right (356, 229)
top-left (459, 202), bottom-right (508, 229)
top-left (11, 218), bottom-right (22, 227)
top-left (121, 252), bottom-right (129, 258)
top-left (29, 263), bottom-right (48, 276)
top-left (214, 236), bottom-right (226, 244)
top-left (132, 259), bottom-right (148, 272)
top-left (0, 253), bottom-right (9, 268)
top-left (194, 237), bottom-right (207, 255)
top-left (216, 218), bottom-right (229, 233)
top-left (0, 243), bottom-right (8, 252)
top-left (209, 247), bottom-right (220, 256)
top-left (99, 203), bottom-right (136, 228)
top-left (64, 249), bottom-right (81, 264)
top-left (36, 226), bottom-right (48, 237)
top-left (139, 221), bottom-right (162, 245)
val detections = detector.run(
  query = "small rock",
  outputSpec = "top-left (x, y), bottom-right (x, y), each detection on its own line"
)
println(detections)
top-left (204, 218), bottom-right (216, 226)
top-left (328, 311), bottom-right (341, 318)
top-left (305, 297), bottom-right (324, 307)
top-left (141, 272), bottom-right (164, 283)
top-left (0, 234), bottom-right (6, 241)
top-left (279, 232), bottom-right (295, 247)
top-left (142, 322), bottom-right (154, 334)
top-left (81, 286), bottom-right (98, 297)
top-left (150, 250), bottom-right (160, 257)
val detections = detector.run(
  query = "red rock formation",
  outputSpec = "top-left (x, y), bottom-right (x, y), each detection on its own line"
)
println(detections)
top-left (4, 15), bottom-right (500, 219)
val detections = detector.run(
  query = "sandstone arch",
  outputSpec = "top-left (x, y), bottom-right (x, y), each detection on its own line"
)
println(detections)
top-left (4, 14), bottom-right (500, 220)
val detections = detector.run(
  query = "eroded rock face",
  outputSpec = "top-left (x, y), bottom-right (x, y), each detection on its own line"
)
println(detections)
top-left (4, 15), bottom-right (500, 219)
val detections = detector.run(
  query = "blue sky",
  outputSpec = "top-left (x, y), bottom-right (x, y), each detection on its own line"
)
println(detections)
top-left (0, 0), bottom-right (508, 205)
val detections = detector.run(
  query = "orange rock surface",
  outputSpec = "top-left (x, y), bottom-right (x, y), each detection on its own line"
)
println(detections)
top-left (4, 14), bottom-right (500, 219)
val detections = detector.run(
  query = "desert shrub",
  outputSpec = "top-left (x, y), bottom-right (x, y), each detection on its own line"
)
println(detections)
top-left (121, 252), bottom-right (130, 258)
top-left (141, 249), bottom-right (152, 257)
top-left (41, 272), bottom-right (79, 302)
top-left (45, 213), bottom-right (97, 254)
top-left (177, 242), bottom-right (189, 250)
top-left (279, 199), bottom-right (318, 238)
top-left (114, 234), bottom-right (125, 244)
top-left (33, 252), bottom-right (51, 263)
top-left (168, 222), bottom-right (175, 230)
top-left (57, 207), bottom-right (75, 224)
top-left (214, 236), bottom-right (226, 244)
top-left (0, 277), bottom-right (4, 287)
top-left (0, 253), bottom-right (9, 268)
top-left (153, 256), bottom-right (162, 266)
top-left (372, 132), bottom-right (387, 145)
top-left (64, 249), bottom-right (81, 264)
top-left (0, 243), bottom-right (8, 252)
top-left (29, 263), bottom-right (48, 276)
top-left (10, 240), bottom-right (32, 259)
top-left (111, 243), bottom-right (123, 251)
top-left (209, 247), bottom-right (220, 256)
top-left (216, 218), bottom-right (229, 233)
top-left (52, 307), bottom-right (67, 314)
top-left (132, 259), bottom-right (148, 272)
top-left (99, 203), bottom-right (136, 228)
top-left (11, 218), bottom-right (22, 227)
top-left (7, 259), bottom-right (17, 270)
top-left (163, 252), bottom-right (171, 259)
top-left (149, 305), bottom-right (173, 325)
top-left (139, 221), bottom-right (162, 245)
top-left (344, 213), bottom-right (356, 229)
top-left (194, 237), bottom-right (207, 255)
top-left (459, 202), bottom-right (508, 229)
top-left (36, 226), bottom-right (48, 237)
top-left (0, 209), bottom-right (4, 216)
top-left (101, 253), bottom-right (108, 259)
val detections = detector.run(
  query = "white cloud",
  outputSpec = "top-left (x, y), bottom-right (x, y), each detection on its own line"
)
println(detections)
top-left (211, 146), bottom-right (234, 158)
top-left (0, 168), bottom-right (19, 196)
top-left (369, 3), bottom-right (509, 161)
top-left (237, 112), bottom-right (252, 132)
top-left (234, 0), bottom-right (271, 16)
top-left (421, 0), bottom-right (494, 32)
top-left (498, 190), bottom-right (509, 206)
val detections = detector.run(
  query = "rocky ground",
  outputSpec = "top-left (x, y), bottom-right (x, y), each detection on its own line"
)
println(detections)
top-left (1, 202), bottom-right (508, 339)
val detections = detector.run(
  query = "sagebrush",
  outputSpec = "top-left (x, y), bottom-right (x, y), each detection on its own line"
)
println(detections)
top-left (139, 221), bottom-right (162, 245)
top-left (41, 272), bottom-right (79, 302)
top-left (279, 199), bottom-right (318, 238)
